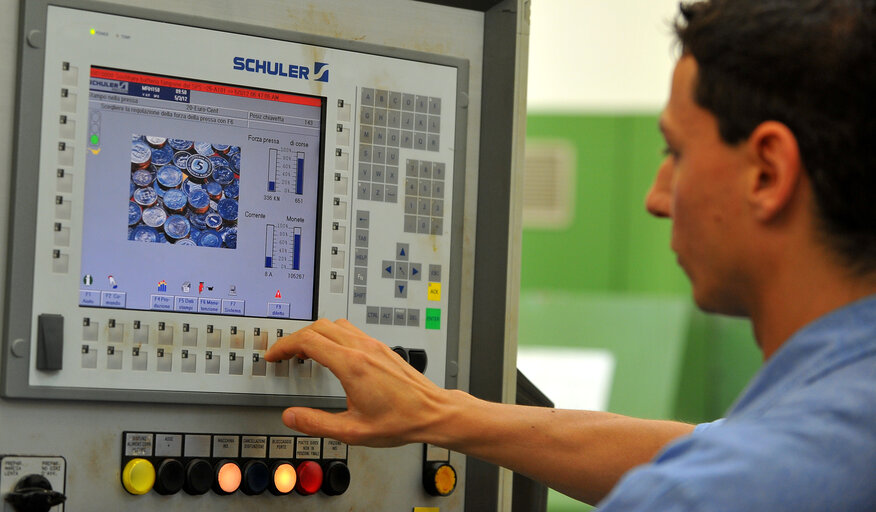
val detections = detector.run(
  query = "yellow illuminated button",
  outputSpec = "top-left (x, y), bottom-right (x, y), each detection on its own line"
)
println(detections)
top-left (216, 461), bottom-right (242, 494)
top-left (272, 462), bottom-right (297, 494)
top-left (427, 282), bottom-right (441, 301)
top-left (433, 464), bottom-right (457, 496)
top-left (413, 508), bottom-right (440, 512)
top-left (122, 458), bottom-right (156, 495)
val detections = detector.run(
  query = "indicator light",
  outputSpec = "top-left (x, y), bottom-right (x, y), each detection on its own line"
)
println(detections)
top-left (213, 460), bottom-right (241, 495)
top-left (295, 460), bottom-right (323, 496)
top-left (90, 134), bottom-right (99, 145)
top-left (271, 462), bottom-right (297, 495)
top-left (121, 458), bottom-right (155, 495)
top-left (89, 28), bottom-right (95, 35)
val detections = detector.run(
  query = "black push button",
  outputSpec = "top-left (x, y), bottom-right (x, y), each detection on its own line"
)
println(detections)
top-left (322, 460), bottom-right (351, 496)
top-left (154, 459), bottom-right (185, 495)
top-left (241, 460), bottom-right (269, 495)
top-left (183, 459), bottom-right (212, 495)
top-left (408, 349), bottom-right (427, 373)
top-left (37, 314), bottom-right (64, 371)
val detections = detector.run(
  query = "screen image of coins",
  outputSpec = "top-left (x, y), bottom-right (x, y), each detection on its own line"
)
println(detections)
top-left (129, 135), bottom-right (239, 248)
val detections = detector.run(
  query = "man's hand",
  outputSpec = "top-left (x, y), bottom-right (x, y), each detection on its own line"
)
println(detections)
top-left (264, 318), bottom-right (453, 447)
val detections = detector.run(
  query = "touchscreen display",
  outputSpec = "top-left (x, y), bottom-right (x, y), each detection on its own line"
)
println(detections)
top-left (78, 67), bottom-right (325, 320)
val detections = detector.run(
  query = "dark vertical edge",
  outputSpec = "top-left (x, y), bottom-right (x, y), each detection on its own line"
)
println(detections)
top-left (466, 0), bottom-right (528, 510)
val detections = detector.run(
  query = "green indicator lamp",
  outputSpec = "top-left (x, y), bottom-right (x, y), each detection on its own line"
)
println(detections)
top-left (90, 134), bottom-right (99, 145)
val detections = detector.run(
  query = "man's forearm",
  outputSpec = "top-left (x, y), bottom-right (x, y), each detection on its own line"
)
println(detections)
top-left (425, 390), bottom-right (695, 505)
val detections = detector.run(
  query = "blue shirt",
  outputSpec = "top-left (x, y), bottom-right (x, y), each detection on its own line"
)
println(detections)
top-left (598, 295), bottom-right (876, 511)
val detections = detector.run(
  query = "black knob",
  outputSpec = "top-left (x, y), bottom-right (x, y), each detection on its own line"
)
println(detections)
top-left (154, 459), bottom-right (185, 495)
top-left (321, 461), bottom-right (351, 496)
top-left (5, 474), bottom-right (66, 512)
top-left (183, 459), bottom-right (212, 495)
top-left (392, 346), bottom-right (409, 362)
top-left (408, 349), bottom-right (428, 373)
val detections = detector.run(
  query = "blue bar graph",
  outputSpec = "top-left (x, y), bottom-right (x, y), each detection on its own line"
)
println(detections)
top-left (295, 155), bottom-right (304, 194)
top-left (267, 148), bottom-right (278, 192)
top-left (293, 227), bottom-right (301, 269)
top-left (265, 224), bottom-right (275, 267)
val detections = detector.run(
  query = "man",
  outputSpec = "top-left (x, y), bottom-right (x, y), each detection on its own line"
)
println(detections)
top-left (266, 0), bottom-right (876, 508)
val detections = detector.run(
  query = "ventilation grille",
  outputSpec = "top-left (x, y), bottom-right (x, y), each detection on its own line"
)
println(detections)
top-left (522, 139), bottom-right (576, 229)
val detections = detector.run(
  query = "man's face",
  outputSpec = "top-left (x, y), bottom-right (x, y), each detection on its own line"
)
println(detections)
top-left (646, 55), bottom-right (753, 316)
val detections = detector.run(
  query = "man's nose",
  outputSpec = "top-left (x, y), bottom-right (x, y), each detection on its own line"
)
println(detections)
top-left (645, 159), bottom-right (673, 218)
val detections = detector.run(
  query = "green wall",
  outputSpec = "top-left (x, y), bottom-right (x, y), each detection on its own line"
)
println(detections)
top-left (521, 114), bottom-right (689, 295)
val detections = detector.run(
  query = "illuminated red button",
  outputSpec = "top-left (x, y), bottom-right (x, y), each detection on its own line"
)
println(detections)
top-left (213, 460), bottom-right (241, 495)
top-left (270, 462), bottom-right (297, 495)
top-left (295, 460), bottom-right (323, 495)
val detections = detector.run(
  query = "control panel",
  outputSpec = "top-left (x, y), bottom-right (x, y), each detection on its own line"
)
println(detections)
top-left (0, 0), bottom-right (530, 510)
top-left (3, 4), bottom-right (466, 406)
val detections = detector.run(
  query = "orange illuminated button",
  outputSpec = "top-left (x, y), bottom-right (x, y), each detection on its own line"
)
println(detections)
top-left (423, 462), bottom-right (457, 497)
top-left (295, 460), bottom-right (323, 496)
top-left (122, 458), bottom-right (156, 495)
top-left (213, 460), bottom-right (242, 495)
top-left (270, 462), bottom-right (297, 495)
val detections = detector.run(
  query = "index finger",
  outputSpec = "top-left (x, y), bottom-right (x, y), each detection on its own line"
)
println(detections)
top-left (264, 325), bottom-right (350, 376)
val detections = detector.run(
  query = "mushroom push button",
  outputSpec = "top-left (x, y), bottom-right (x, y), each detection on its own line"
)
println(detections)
top-left (122, 458), bottom-right (156, 495)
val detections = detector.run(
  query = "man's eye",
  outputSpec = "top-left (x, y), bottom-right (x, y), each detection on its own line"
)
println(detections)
top-left (662, 146), bottom-right (678, 158)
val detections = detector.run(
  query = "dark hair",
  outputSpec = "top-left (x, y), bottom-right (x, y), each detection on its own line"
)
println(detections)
top-left (674, 0), bottom-right (876, 274)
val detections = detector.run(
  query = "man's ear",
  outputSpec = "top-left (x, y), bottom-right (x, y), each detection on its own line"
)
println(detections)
top-left (745, 121), bottom-right (804, 222)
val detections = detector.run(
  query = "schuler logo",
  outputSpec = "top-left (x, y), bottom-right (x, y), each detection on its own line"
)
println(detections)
top-left (313, 62), bottom-right (329, 82)
top-left (232, 57), bottom-right (330, 83)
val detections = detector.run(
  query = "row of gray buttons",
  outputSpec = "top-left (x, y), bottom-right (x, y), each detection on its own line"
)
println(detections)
top-left (81, 318), bottom-right (278, 350)
top-left (365, 307), bottom-right (420, 326)
top-left (80, 345), bottom-right (310, 377)
top-left (360, 88), bottom-right (441, 115)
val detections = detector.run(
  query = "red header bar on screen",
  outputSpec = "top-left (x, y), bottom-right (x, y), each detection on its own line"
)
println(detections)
top-left (90, 67), bottom-right (322, 107)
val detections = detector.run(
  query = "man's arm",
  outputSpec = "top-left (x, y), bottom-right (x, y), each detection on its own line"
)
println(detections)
top-left (264, 318), bottom-right (694, 504)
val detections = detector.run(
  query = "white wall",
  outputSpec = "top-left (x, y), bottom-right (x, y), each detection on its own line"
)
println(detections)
top-left (527, 0), bottom-right (682, 113)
